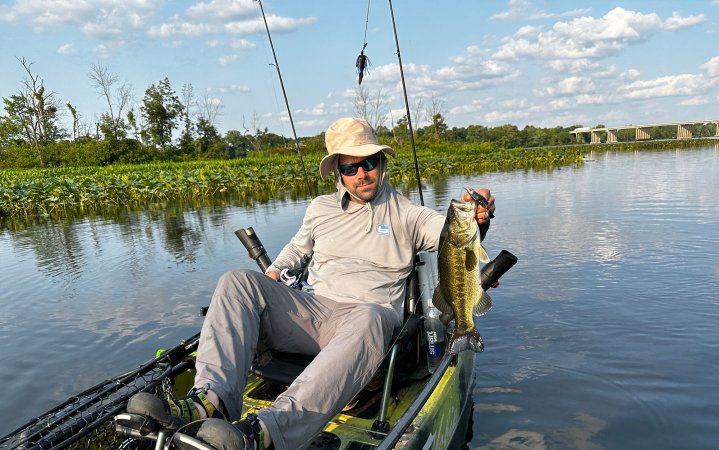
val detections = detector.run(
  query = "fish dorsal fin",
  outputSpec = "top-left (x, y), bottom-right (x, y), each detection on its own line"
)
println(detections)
top-left (473, 291), bottom-right (493, 317)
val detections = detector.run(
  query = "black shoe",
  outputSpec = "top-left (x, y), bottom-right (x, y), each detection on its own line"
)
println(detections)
top-left (174, 414), bottom-right (265, 450)
top-left (125, 390), bottom-right (226, 430)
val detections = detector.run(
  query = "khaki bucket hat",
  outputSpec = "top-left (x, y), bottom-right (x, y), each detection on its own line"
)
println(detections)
top-left (320, 118), bottom-right (396, 179)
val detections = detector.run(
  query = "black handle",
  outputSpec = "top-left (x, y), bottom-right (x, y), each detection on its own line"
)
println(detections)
top-left (235, 227), bottom-right (272, 273)
top-left (480, 249), bottom-right (518, 290)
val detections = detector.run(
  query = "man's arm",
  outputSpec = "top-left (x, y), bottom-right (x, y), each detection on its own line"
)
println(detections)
top-left (265, 208), bottom-right (314, 280)
top-left (409, 187), bottom-right (496, 251)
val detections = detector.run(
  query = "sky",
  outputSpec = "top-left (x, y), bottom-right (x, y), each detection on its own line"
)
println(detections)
top-left (1, 0), bottom-right (718, 138)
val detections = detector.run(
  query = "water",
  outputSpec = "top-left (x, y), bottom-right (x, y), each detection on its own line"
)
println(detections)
top-left (1, 147), bottom-right (718, 449)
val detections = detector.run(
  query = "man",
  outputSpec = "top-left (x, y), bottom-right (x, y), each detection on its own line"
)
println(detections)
top-left (126, 117), bottom-right (495, 449)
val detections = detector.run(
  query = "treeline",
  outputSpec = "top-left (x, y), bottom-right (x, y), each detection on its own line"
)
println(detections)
top-left (1, 58), bottom-right (580, 170)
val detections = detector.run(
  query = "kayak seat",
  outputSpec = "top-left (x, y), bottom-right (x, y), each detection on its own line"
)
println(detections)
top-left (250, 313), bottom-right (424, 388)
top-left (249, 264), bottom-right (426, 403)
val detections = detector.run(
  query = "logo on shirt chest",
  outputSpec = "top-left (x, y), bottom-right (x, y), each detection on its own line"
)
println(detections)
top-left (377, 223), bottom-right (391, 235)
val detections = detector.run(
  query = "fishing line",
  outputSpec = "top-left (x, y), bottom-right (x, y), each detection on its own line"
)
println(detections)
top-left (254, 0), bottom-right (314, 200)
top-left (252, 2), bottom-right (298, 174)
top-left (388, 0), bottom-right (424, 206)
top-left (356, 0), bottom-right (372, 85)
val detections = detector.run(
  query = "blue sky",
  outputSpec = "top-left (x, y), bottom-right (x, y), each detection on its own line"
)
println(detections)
top-left (1, 0), bottom-right (718, 137)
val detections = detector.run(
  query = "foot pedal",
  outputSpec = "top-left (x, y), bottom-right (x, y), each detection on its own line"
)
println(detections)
top-left (114, 412), bottom-right (160, 438)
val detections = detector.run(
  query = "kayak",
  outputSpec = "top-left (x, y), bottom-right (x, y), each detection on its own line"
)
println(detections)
top-left (0, 296), bottom-right (475, 450)
top-left (0, 229), bottom-right (515, 450)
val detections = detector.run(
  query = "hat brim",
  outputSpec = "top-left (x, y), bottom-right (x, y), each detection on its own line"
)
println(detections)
top-left (319, 144), bottom-right (396, 179)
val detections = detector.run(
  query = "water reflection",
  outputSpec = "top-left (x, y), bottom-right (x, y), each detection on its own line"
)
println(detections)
top-left (1, 147), bottom-right (719, 449)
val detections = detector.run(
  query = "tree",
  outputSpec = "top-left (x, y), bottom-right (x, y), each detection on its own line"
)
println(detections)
top-left (141, 77), bottom-right (183, 150)
top-left (198, 93), bottom-right (222, 127)
top-left (67, 103), bottom-right (79, 140)
top-left (353, 85), bottom-right (388, 131)
top-left (178, 84), bottom-right (196, 155)
top-left (392, 115), bottom-right (410, 147)
top-left (1, 58), bottom-right (65, 166)
top-left (425, 94), bottom-right (447, 139)
top-left (89, 64), bottom-right (132, 142)
top-left (195, 117), bottom-right (225, 157)
top-left (225, 130), bottom-right (252, 158)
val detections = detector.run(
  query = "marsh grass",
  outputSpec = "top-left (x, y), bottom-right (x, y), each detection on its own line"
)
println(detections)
top-left (0, 143), bottom-right (584, 218)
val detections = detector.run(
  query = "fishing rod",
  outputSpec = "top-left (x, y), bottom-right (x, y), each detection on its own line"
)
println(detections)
top-left (255, 0), bottom-right (313, 199)
top-left (388, 0), bottom-right (424, 206)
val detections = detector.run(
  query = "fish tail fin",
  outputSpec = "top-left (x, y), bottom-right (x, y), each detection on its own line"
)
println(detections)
top-left (473, 291), bottom-right (493, 317)
top-left (448, 327), bottom-right (484, 354)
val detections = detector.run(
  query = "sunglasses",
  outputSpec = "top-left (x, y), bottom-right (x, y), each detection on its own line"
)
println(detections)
top-left (338, 154), bottom-right (381, 176)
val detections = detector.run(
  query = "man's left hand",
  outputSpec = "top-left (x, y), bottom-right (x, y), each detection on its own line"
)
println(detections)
top-left (461, 188), bottom-right (495, 226)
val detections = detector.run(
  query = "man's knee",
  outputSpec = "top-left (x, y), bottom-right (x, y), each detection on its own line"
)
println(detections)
top-left (212, 269), bottom-right (268, 310)
top-left (216, 269), bottom-right (267, 295)
top-left (351, 303), bottom-right (399, 345)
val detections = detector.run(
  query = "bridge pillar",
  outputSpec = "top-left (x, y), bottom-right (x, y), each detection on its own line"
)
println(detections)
top-left (715, 121), bottom-right (719, 137)
top-left (607, 129), bottom-right (618, 143)
top-left (636, 127), bottom-right (651, 140)
top-left (590, 131), bottom-right (601, 144)
top-left (677, 124), bottom-right (692, 139)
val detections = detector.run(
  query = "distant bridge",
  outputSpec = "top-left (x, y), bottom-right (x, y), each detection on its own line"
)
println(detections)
top-left (570, 120), bottom-right (719, 144)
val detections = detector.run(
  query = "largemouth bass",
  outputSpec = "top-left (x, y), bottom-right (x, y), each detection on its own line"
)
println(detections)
top-left (432, 197), bottom-right (492, 354)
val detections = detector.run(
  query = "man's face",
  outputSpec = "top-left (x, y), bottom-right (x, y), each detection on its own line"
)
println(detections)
top-left (338, 153), bottom-right (381, 203)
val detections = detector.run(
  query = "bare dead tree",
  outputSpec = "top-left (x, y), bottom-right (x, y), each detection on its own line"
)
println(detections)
top-left (66, 103), bottom-right (79, 140)
top-left (411, 96), bottom-right (425, 132)
top-left (198, 93), bottom-right (223, 127)
top-left (10, 58), bottom-right (63, 165)
top-left (89, 64), bottom-right (132, 141)
top-left (353, 85), bottom-right (389, 131)
top-left (426, 94), bottom-right (445, 122)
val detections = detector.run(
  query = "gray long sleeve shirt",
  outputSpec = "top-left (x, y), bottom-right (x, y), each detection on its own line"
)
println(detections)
top-left (267, 180), bottom-right (445, 318)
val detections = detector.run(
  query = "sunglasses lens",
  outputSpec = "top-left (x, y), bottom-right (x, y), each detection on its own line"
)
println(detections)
top-left (339, 154), bottom-right (380, 176)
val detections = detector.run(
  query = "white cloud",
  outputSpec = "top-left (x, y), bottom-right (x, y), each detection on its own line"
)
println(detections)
top-left (93, 41), bottom-right (126, 58)
top-left (162, 40), bottom-right (183, 48)
top-left (700, 56), bottom-right (719, 78)
top-left (679, 96), bottom-right (709, 106)
top-left (663, 12), bottom-right (704, 30)
top-left (549, 93), bottom-right (613, 109)
top-left (57, 43), bottom-right (78, 55)
top-left (620, 69), bottom-right (641, 80)
top-left (494, 7), bottom-right (702, 61)
top-left (534, 76), bottom-right (595, 96)
top-left (186, 0), bottom-right (255, 21)
top-left (217, 54), bottom-right (239, 65)
top-left (0, 0), bottom-right (160, 40)
top-left (621, 74), bottom-right (709, 98)
top-left (208, 84), bottom-right (250, 94)
top-left (490, 0), bottom-right (591, 22)
top-left (148, 19), bottom-right (212, 38)
top-left (229, 38), bottom-right (254, 49)
top-left (224, 15), bottom-right (316, 35)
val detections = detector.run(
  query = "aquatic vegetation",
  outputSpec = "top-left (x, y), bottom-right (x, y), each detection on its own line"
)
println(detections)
top-left (0, 144), bottom-right (584, 219)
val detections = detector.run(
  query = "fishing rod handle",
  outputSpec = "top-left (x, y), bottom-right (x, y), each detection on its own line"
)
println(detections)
top-left (480, 250), bottom-right (518, 290)
top-left (235, 227), bottom-right (272, 273)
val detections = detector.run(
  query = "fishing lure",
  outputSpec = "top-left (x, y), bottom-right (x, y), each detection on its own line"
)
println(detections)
top-left (356, 45), bottom-right (371, 85)
top-left (465, 187), bottom-right (495, 219)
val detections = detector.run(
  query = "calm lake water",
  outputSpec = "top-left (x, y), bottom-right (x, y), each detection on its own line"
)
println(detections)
top-left (1, 146), bottom-right (718, 449)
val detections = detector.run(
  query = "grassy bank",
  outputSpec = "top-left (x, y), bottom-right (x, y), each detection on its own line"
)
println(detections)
top-left (1, 142), bottom-right (585, 218)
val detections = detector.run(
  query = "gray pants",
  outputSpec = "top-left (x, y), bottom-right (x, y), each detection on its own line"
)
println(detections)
top-left (193, 269), bottom-right (401, 450)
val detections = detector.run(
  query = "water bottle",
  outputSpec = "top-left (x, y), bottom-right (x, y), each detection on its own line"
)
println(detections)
top-left (424, 305), bottom-right (445, 373)
top-left (416, 251), bottom-right (446, 373)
